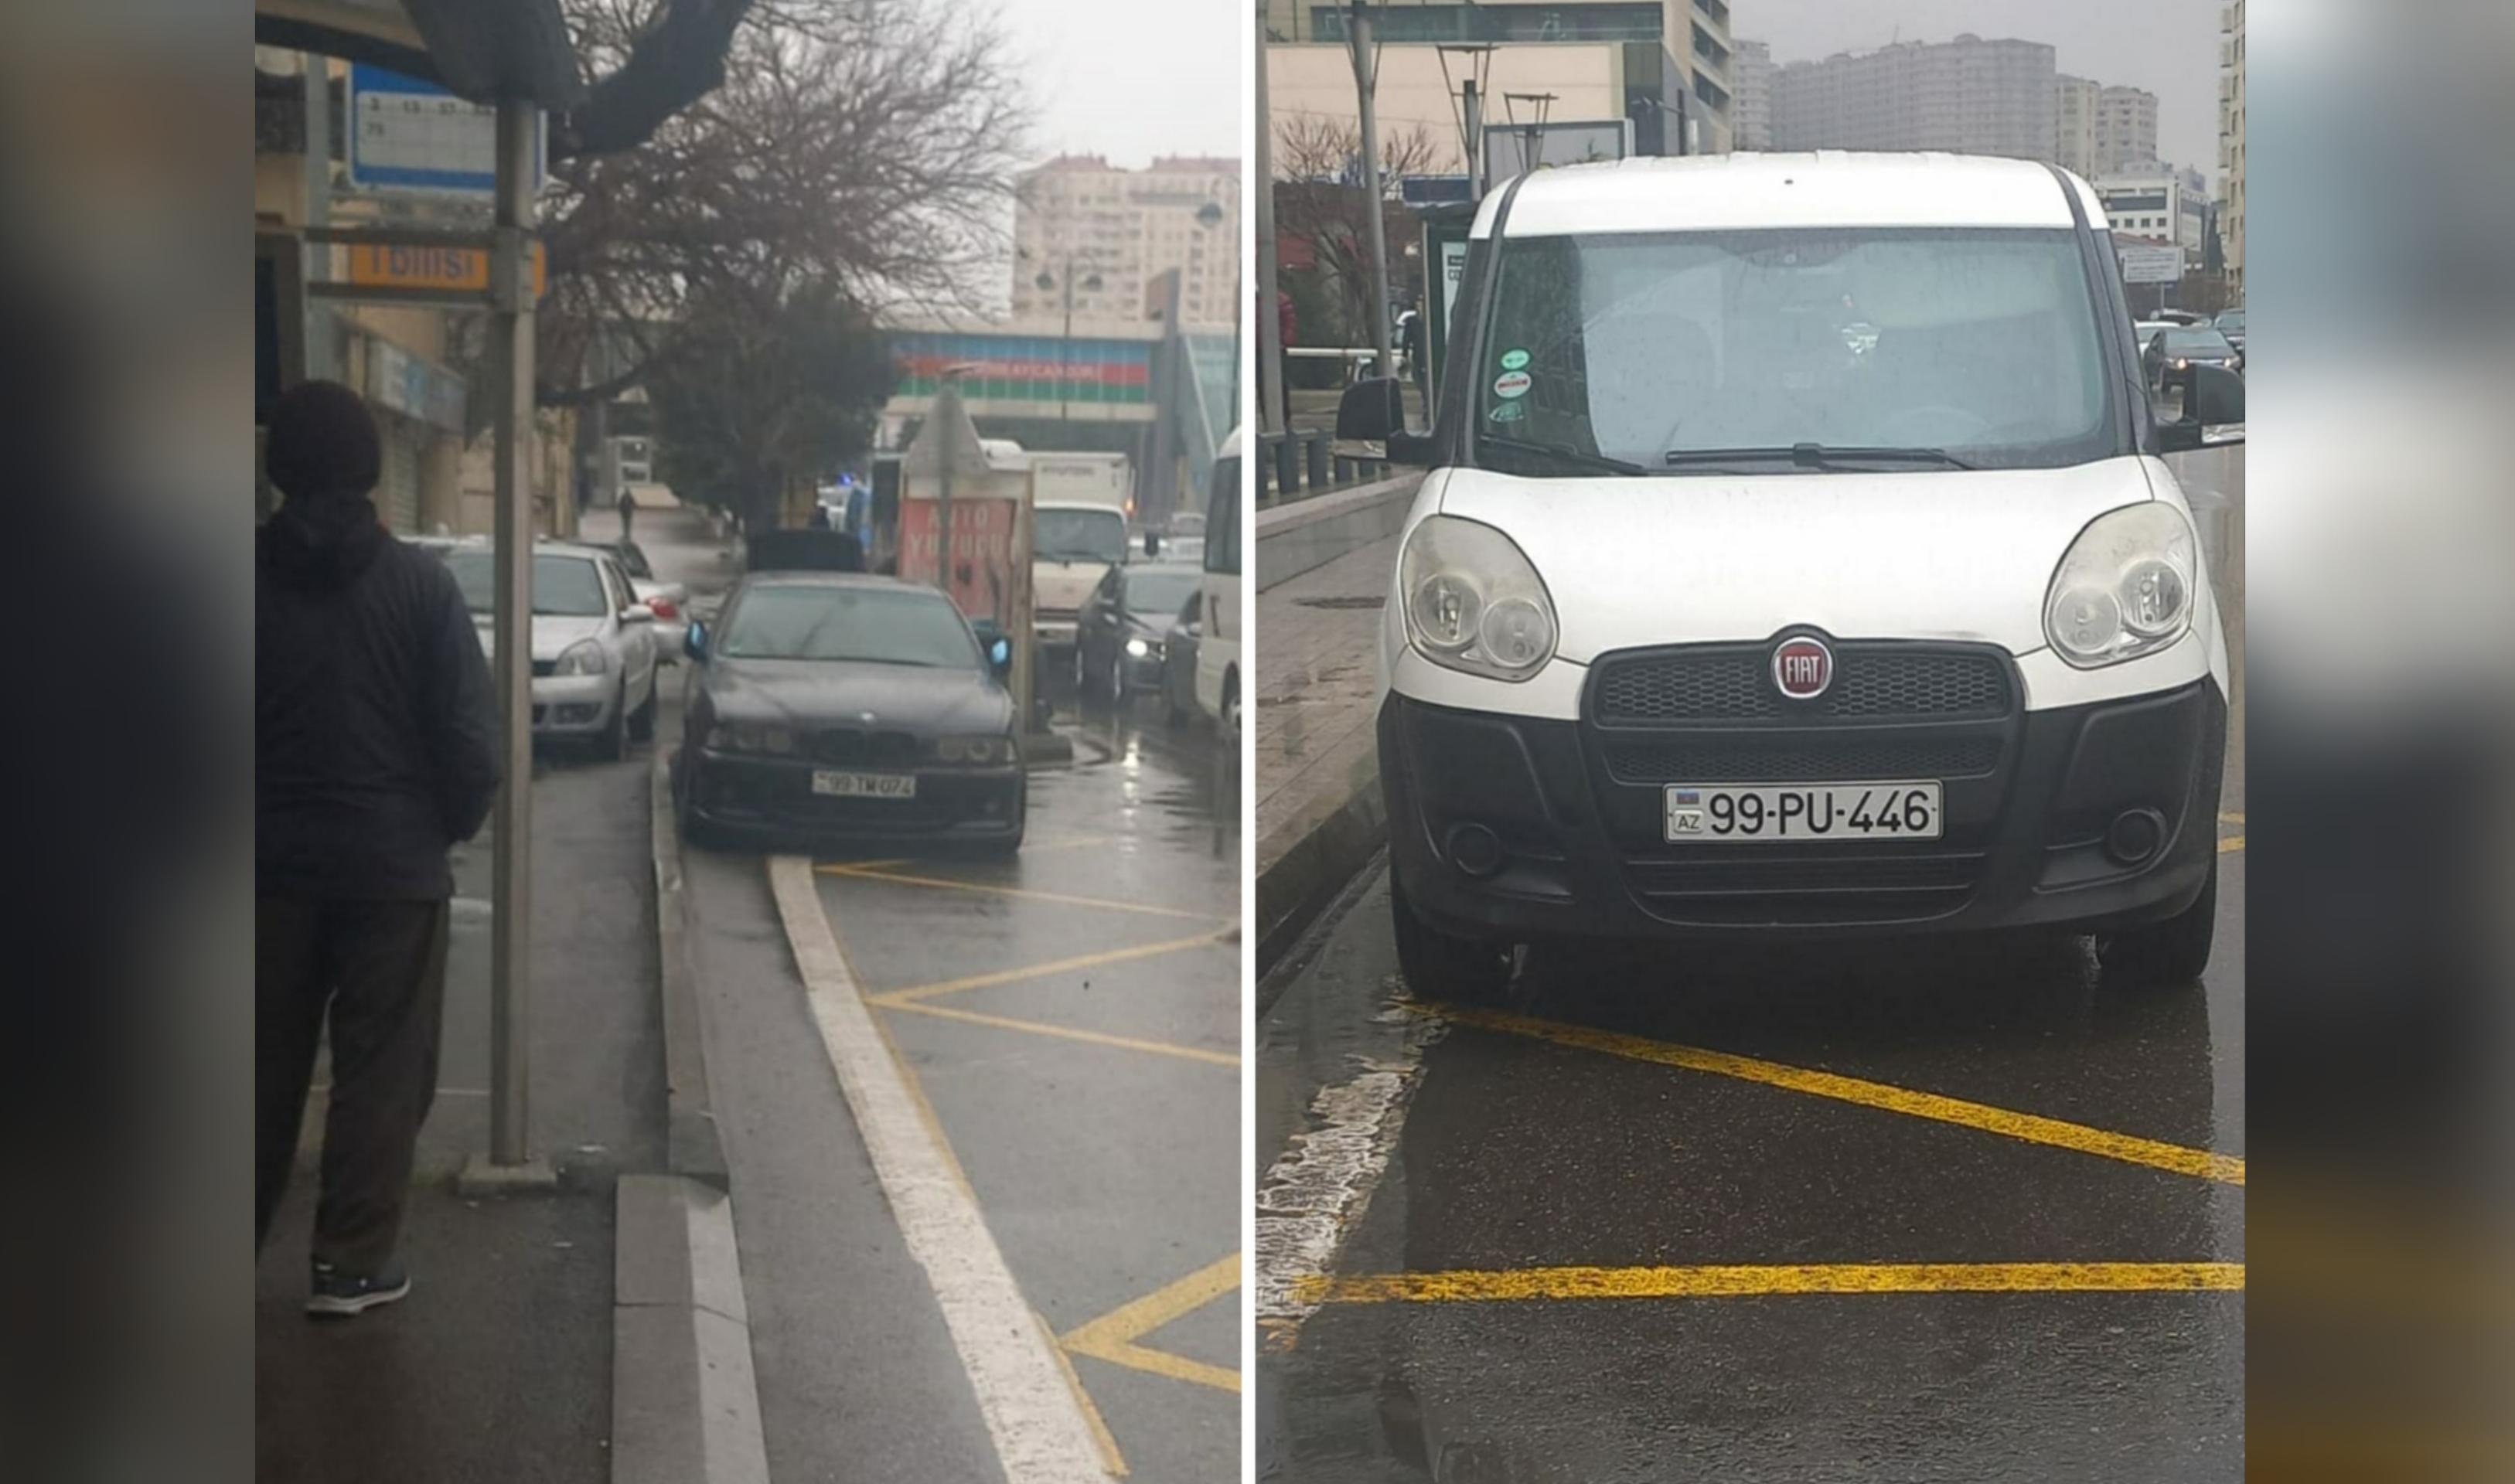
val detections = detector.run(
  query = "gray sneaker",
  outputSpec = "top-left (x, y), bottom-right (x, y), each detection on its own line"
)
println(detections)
top-left (306, 1259), bottom-right (411, 1318)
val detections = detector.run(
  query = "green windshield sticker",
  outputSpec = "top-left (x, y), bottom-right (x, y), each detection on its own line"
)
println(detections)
top-left (1499, 348), bottom-right (1530, 370)
top-left (1488, 400), bottom-right (1527, 423)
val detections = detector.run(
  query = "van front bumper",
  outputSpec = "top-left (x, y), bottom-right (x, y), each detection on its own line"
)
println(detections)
top-left (1382, 672), bottom-right (2225, 945)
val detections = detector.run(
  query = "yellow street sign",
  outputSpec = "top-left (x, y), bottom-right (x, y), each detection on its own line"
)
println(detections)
top-left (346, 241), bottom-right (547, 298)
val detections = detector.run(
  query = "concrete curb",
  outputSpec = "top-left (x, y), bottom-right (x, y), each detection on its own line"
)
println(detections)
top-left (1256, 474), bottom-right (1419, 592)
top-left (653, 745), bottom-right (730, 1186)
top-left (1254, 761), bottom-right (1389, 982)
top-left (611, 1175), bottom-right (772, 1484)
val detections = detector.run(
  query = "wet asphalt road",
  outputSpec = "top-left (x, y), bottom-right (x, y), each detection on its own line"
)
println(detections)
top-left (1256, 447), bottom-right (2245, 1482)
top-left (678, 637), bottom-right (1245, 1482)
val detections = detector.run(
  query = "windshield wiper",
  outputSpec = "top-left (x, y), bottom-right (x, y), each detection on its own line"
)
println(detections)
top-left (1477, 434), bottom-right (1649, 477)
top-left (1662, 443), bottom-right (1977, 471)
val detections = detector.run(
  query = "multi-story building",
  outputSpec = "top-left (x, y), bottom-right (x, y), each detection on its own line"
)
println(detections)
top-left (1731, 39), bottom-right (1774, 151)
top-left (2055, 74), bottom-right (2101, 176)
top-left (2094, 84), bottom-right (2160, 175)
top-left (1771, 34), bottom-right (2057, 162)
top-left (2220, 0), bottom-right (2245, 294)
top-left (1263, 0), bottom-right (1737, 171)
top-left (1008, 156), bottom-right (1240, 329)
top-left (2095, 164), bottom-right (2210, 258)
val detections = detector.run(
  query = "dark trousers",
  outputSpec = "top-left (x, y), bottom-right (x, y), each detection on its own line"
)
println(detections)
top-left (255, 898), bottom-right (451, 1275)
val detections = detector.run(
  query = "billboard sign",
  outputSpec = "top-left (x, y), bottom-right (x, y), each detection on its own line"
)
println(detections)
top-left (891, 333), bottom-right (1153, 406)
top-left (2116, 240), bottom-right (2185, 285)
top-left (898, 489), bottom-right (1027, 627)
top-left (1481, 120), bottom-right (1632, 190)
top-left (347, 64), bottom-right (546, 196)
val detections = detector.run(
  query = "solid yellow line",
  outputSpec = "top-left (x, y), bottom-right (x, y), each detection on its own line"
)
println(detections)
top-left (1299, 1261), bottom-right (2246, 1305)
top-left (1062, 1254), bottom-right (1244, 1394)
top-left (1440, 1006), bottom-right (2247, 1186)
top-left (2219, 835), bottom-right (2244, 853)
top-left (887, 999), bottom-right (1239, 1067)
top-left (870, 930), bottom-right (1232, 1006)
top-left (1038, 1309), bottom-right (1129, 1477)
top-left (819, 863), bottom-right (1218, 921)
top-left (2218, 811), bottom-right (2244, 825)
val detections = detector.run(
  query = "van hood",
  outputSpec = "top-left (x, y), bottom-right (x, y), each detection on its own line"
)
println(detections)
top-left (1032, 561), bottom-right (1110, 614)
top-left (1432, 459), bottom-right (2159, 662)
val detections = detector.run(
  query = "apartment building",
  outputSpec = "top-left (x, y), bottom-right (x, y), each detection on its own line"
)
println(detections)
top-left (1731, 38), bottom-right (1774, 151)
top-left (1771, 34), bottom-right (2057, 162)
top-left (1009, 156), bottom-right (1241, 329)
top-left (2220, 0), bottom-right (2245, 292)
top-left (1263, 0), bottom-right (1737, 166)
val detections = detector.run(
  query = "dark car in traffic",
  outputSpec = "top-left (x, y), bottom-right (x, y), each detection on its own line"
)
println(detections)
top-left (2142, 325), bottom-right (2243, 390)
top-left (1160, 595), bottom-right (1201, 727)
top-left (673, 574), bottom-right (1024, 853)
top-left (1074, 560), bottom-right (1205, 702)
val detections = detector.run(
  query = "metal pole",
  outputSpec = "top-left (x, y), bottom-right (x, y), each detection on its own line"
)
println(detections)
top-left (935, 373), bottom-right (957, 599)
top-left (302, 57), bottom-right (335, 382)
top-left (1462, 77), bottom-right (1482, 196)
top-left (1348, 2), bottom-right (1397, 380)
top-left (487, 98), bottom-right (540, 1171)
top-left (1254, 5), bottom-right (1287, 434)
top-left (1060, 267), bottom-right (1073, 424)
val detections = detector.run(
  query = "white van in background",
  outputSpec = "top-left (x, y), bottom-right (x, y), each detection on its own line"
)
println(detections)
top-left (1196, 426), bottom-right (1243, 742)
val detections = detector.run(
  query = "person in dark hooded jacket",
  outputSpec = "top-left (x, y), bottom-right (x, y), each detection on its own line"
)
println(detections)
top-left (255, 380), bottom-right (499, 1316)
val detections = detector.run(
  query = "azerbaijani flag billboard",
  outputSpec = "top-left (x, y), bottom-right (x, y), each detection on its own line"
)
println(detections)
top-left (892, 332), bottom-right (1154, 406)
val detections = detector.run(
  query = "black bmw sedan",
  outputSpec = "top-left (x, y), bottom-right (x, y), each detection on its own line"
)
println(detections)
top-left (673, 574), bottom-right (1024, 853)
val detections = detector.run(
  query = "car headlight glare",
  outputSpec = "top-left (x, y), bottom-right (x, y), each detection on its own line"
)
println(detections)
top-left (2045, 503), bottom-right (2199, 668)
top-left (1125, 638), bottom-right (1152, 658)
top-left (1399, 516), bottom-right (1555, 681)
top-left (554, 638), bottom-right (608, 676)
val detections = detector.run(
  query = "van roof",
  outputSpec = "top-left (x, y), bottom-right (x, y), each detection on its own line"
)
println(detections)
top-left (1476, 152), bottom-right (2102, 240)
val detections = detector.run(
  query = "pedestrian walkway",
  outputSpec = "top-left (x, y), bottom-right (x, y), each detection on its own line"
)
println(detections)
top-left (256, 543), bottom-right (673, 1481)
top-left (1254, 533), bottom-right (1397, 967)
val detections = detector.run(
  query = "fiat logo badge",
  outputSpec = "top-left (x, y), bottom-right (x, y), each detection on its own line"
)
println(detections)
top-left (1773, 635), bottom-right (1834, 701)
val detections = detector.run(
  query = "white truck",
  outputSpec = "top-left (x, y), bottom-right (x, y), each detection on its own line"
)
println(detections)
top-left (1025, 451), bottom-right (1134, 655)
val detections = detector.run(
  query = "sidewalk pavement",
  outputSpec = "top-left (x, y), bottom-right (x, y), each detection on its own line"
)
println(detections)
top-left (255, 515), bottom-right (718, 1483)
top-left (1254, 532), bottom-right (1399, 975)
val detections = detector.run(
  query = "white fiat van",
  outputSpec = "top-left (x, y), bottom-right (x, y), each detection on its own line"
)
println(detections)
top-left (1336, 153), bottom-right (2243, 1002)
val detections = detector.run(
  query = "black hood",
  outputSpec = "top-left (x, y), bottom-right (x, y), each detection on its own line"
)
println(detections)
top-left (700, 657), bottom-right (1012, 736)
top-left (261, 494), bottom-right (390, 594)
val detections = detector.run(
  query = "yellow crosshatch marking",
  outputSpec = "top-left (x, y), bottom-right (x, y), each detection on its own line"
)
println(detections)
top-left (2220, 835), bottom-right (2244, 853)
top-left (1298, 1261), bottom-right (2246, 1306)
top-left (1426, 1004), bottom-right (2248, 1187)
top-left (883, 999), bottom-right (1238, 1067)
top-left (871, 930), bottom-right (1232, 1006)
top-left (818, 862), bottom-right (1221, 921)
top-left (1062, 1254), bottom-right (1242, 1394)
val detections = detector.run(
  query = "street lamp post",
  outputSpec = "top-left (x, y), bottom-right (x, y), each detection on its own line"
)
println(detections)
top-left (1035, 259), bottom-right (1104, 423)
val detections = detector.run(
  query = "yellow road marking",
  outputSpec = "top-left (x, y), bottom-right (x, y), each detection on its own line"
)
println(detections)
top-left (1024, 832), bottom-right (1117, 853)
top-left (1038, 1309), bottom-right (1129, 1477)
top-left (819, 863), bottom-right (1218, 921)
top-left (2219, 811), bottom-right (2244, 825)
top-left (1299, 1261), bottom-right (2246, 1305)
top-left (886, 999), bottom-right (1238, 1067)
top-left (2219, 835), bottom-right (2244, 853)
top-left (1062, 1254), bottom-right (1243, 1394)
top-left (1436, 1005), bottom-right (2247, 1187)
top-left (871, 930), bottom-right (1232, 1006)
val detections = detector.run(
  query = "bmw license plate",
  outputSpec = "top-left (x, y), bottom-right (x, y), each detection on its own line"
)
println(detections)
top-left (1664, 781), bottom-right (1942, 842)
top-left (812, 771), bottom-right (918, 799)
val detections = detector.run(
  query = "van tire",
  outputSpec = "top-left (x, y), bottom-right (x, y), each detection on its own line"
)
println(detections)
top-left (1391, 870), bottom-right (1515, 1006)
top-left (2100, 860), bottom-right (2217, 990)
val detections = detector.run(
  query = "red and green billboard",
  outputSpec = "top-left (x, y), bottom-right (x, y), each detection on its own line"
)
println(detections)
top-left (892, 332), bottom-right (1153, 406)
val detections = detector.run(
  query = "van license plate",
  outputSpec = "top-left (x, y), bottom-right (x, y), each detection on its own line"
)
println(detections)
top-left (813, 771), bottom-right (918, 799)
top-left (1664, 781), bottom-right (1942, 842)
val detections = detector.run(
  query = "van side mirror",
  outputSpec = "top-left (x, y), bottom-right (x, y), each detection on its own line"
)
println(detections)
top-left (2159, 362), bottom-right (2245, 452)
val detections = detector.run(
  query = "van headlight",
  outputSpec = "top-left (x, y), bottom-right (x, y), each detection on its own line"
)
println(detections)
top-left (1399, 515), bottom-right (1557, 682)
top-left (2045, 503), bottom-right (2198, 669)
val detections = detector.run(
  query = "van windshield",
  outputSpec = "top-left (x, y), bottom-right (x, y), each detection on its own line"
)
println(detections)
top-left (1475, 228), bottom-right (2121, 475)
top-left (1035, 507), bottom-right (1126, 563)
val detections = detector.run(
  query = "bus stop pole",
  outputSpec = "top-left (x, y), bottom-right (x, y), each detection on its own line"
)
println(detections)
top-left (1348, 2), bottom-right (1397, 381)
top-left (479, 96), bottom-right (551, 1185)
top-left (1254, 9), bottom-right (1286, 436)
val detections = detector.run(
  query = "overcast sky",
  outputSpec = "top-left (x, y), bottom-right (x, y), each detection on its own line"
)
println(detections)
top-left (996, 0), bottom-right (1243, 166)
top-left (1743, 0), bottom-right (2225, 189)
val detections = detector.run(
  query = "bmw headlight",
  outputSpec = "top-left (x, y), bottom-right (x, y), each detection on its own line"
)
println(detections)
top-left (935, 736), bottom-right (1016, 765)
top-left (1125, 638), bottom-right (1153, 659)
top-left (2045, 503), bottom-right (2200, 669)
top-left (1398, 515), bottom-right (1557, 682)
top-left (554, 638), bottom-right (608, 676)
